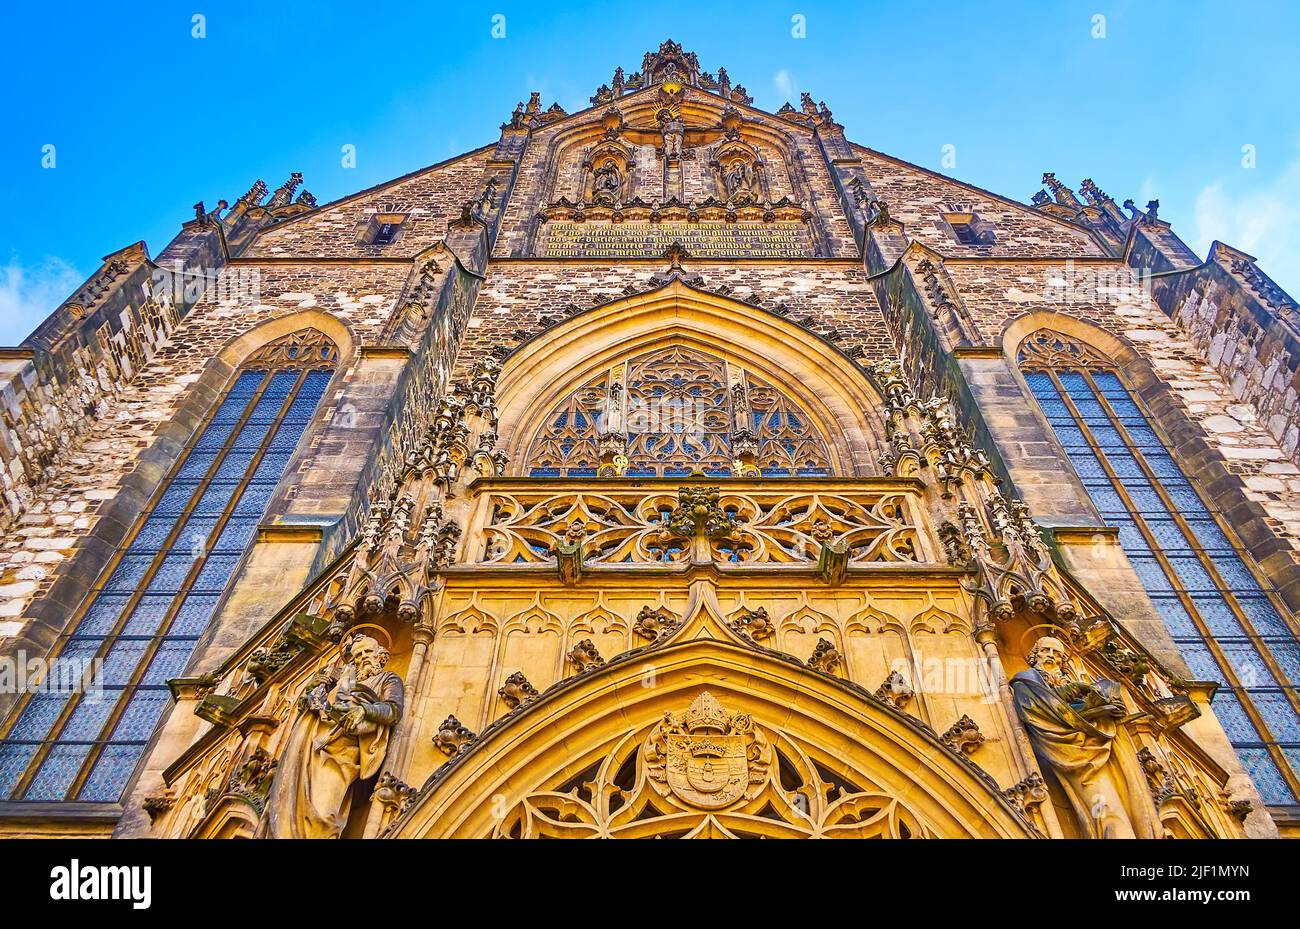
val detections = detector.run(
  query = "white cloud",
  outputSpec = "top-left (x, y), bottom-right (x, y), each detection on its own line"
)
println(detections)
top-left (0, 256), bottom-right (84, 345)
top-left (773, 69), bottom-right (798, 104)
top-left (1192, 153), bottom-right (1300, 299)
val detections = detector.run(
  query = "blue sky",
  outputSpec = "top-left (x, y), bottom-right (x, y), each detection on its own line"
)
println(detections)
top-left (1, 1), bottom-right (1297, 343)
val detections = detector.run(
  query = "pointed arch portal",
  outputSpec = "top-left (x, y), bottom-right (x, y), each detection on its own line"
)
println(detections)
top-left (391, 586), bottom-right (1035, 839)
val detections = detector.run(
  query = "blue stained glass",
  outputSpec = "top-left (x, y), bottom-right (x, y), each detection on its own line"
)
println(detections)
top-left (195, 422), bottom-right (238, 450)
top-left (232, 420), bottom-right (274, 448)
top-left (1053, 426), bottom-right (1087, 447)
top-left (1264, 639), bottom-right (1300, 683)
top-left (192, 556), bottom-right (241, 591)
top-left (1169, 557), bottom-right (1217, 592)
top-left (102, 556), bottom-right (154, 593)
top-left (0, 744), bottom-right (40, 797)
top-left (121, 596), bottom-right (176, 636)
top-left (1102, 450), bottom-right (1145, 478)
top-left (106, 691), bottom-right (170, 742)
top-left (1150, 596), bottom-right (1200, 637)
top-left (1142, 452), bottom-right (1185, 478)
top-left (1239, 598), bottom-right (1292, 636)
top-left (100, 639), bottom-right (151, 687)
top-left (1144, 519), bottom-right (1191, 551)
top-left (170, 596), bottom-right (219, 635)
top-left (1067, 452), bottom-right (1106, 477)
top-left (8, 693), bottom-right (69, 742)
top-left (1208, 691), bottom-right (1264, 741)
top-left (21, 743), bottom-right (94, 801)
top-left (1249, 690), bottom-right (1300, 741)
top-left (1165, 489), bottom-right (1210, 518)
top-left (214, 452), bottom-right (256, 480)
top-left (268, 428), bottom-right (308, 452)
top-left (1089, 425), bottom-right (1124, 448)
top-left (1035, 397), bottom-right (1070, 417)
top-left (1057, 372), bottom-right (1093, 397)
top-left (1085, 486), bottom-right (1127, 515)
top-left (77, 743), bottom-right (147, 802)
top-left (170, 518), bottom-right (218, 552)
top-left (1129, 557), bottom-right (1174, 591)
top-left (234, 484), bottom-right (275, 515)
top-left (1124, 425), bottom-right (1162, 447)
top-left (1237, 748), bottom-right (1296, 805)
top-left (57, 693), bottom-right (119, 741)
top-left (1125, 485), bottom-right (1169, 515)
top-left (176, 452), bottom-right (217, 480)
top-left (1176, 641), bottom-right (1227, 684)
top-left (1111, 519), bottom-right (1150, 552)
top-left (1209, 553), bottom-right (1261, 589)
top-left (253, 453), bottom-right (293, 481)
top-left (129, 516), bottom-right (180, 552)
top-left (1187, 520), bottom-right (1232, 552)
top-left (1024, 372), bottom-right (1056, 394)
top-left (193, 482), bottom-right (239, 515)
top-left (75, 595), bottom-right (132, 635)
top-left (1188, 596), bottom-right (1246, 637)
top-left (212, 518), bottom-right (258, 552)
top-left (141, 640), bottom-right (197, 685)
top-left (1219, 641), bottom-right (1281, 689)
top-left (145, 555), bottom-right (198, 594)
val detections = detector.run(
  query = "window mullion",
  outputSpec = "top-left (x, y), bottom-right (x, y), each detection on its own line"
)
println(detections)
top-left (65, 368), bottom-right (309, 800)
top-left (1048, 367), bottom-right (1300, 802)
top-left (5, 370), bottom-right (276, 800)
top-left (1082, 371), bottom-right (1300, 719)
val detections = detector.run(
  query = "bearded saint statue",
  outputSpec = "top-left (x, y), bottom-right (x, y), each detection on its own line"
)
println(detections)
top-left (1010, 634), bottom-right (1140, 838)
top-left (260, 634), bottom-right (404, 839)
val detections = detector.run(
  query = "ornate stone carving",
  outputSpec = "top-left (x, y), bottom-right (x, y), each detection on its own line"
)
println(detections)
top-left (433, 715), bottom-right (476, 756)
top-left (806, 637), bottom-right (841, 675)
top-left (873, 670), bottom-right (915, 710)
top-left (1011, 635), bottom-right (1140, 838)
top-left (729, 607), bottom-right (774, 641)
top-left (568, 638), bottom-right (606, 672)
top-left (644, 692), bottom-right (770, 810)
top-left (260, 634), bottom-right (405, 839)
top-left (372, 772), bottom-right (418, 815)
top-left (940, 715), bottom-right (986, 755)
top-left (498, 671), bottom-right (540, 709)
top-left (1003, 772), bottom-right (1049, 815)
top-left (494, 693), bottom-right (931, 838)
top-left (633, 606), bottom-right (679, 640)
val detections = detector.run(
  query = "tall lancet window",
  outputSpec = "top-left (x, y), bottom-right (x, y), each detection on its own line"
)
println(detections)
top-left (0, 329), bottom-right (338, 804)
top-left (1019, 330), bottom-right (1300, 805)
top-left (525, 345), bottom-right (833, 478)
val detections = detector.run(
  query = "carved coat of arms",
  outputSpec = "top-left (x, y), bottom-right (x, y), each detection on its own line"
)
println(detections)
top-left (644, 692), bottom-right (769, 810)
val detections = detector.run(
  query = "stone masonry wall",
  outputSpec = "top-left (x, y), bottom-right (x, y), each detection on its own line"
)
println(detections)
top-left (0, 263), bottom-right (409, 640)
top-left (945, 258), bottom-right (1300, 561)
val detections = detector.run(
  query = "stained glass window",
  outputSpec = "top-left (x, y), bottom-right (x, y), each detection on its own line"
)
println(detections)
top-left (526, 345), bottom-right (833, 478)
top-left (0, 329), bottom-right (338, 804)
top-left (1020, 330), bottom-right (1300, 805)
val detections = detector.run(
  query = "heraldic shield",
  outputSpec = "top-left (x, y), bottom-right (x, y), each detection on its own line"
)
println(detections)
top-left (648, 691), bottom-right (770, 810)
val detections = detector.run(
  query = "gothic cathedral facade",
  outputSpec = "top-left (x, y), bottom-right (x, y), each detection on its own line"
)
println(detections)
top-left (2, 42), bottom-right (1298, 840)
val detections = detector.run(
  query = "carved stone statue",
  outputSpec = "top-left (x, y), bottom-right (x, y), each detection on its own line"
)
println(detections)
top-left (592, 159), bottom-right (623, 205)
top-left (658, 109), bottom-right (685, 160)
top-left (723, 159), bottom-right (755, 203)
top-left (1010, 635), bottom-right (1137, 838)
top-left (261, 635), bottom-right (404, 839)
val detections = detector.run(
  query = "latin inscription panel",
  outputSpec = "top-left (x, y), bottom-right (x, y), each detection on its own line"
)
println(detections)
top-left (539, 222), bottom-right (812, 258)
